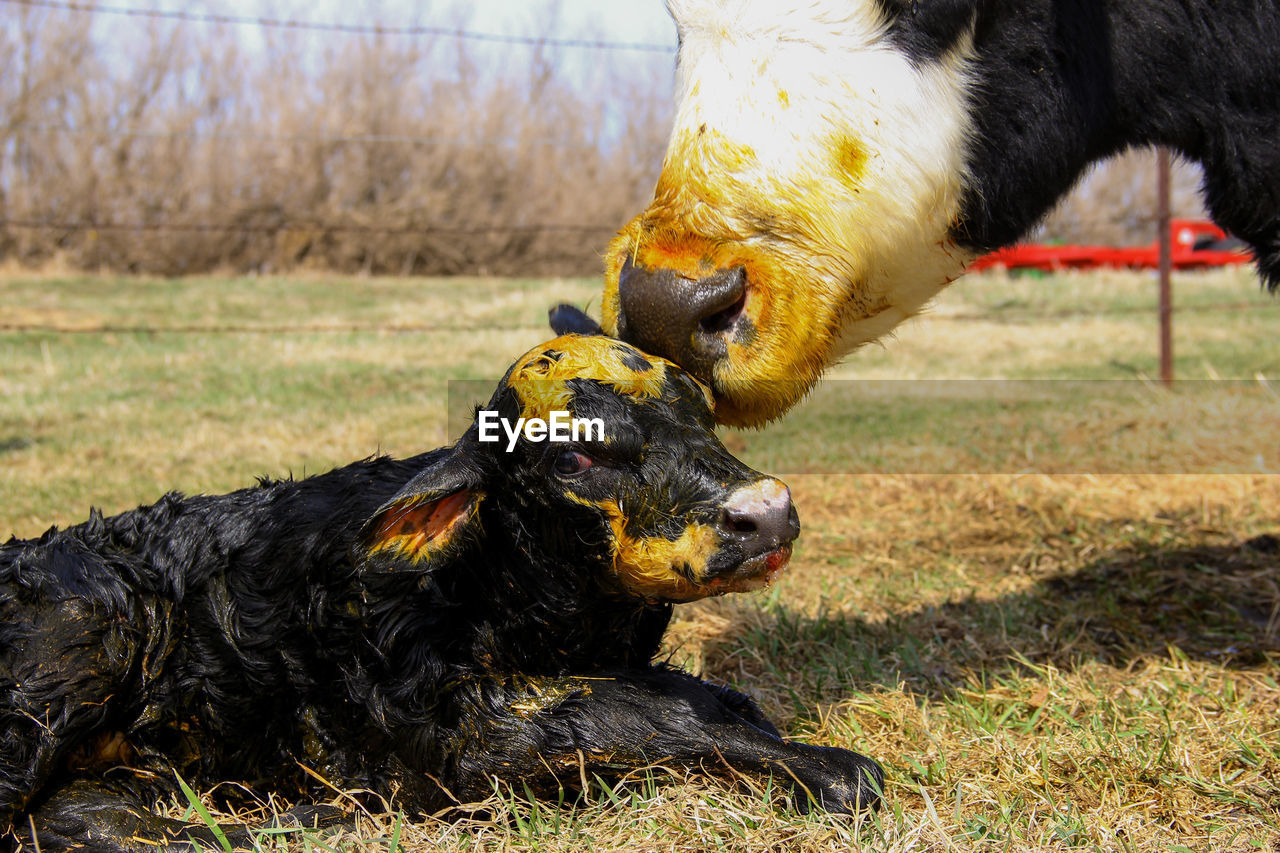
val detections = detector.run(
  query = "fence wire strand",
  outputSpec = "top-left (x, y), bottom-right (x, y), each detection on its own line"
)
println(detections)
top-left (0, 219), bottom-right (617, 236)
top-left (2, 302), bottom-right (1270, 338)
top-left (1, 0), bottom-right (677, 52)
top-left (0, 322), bottom-right (550, 334)
top-left (8, 122), bottom-right (596, 148)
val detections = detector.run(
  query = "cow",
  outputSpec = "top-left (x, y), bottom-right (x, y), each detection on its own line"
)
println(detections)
top-left (1, 334), bottom-right (881, 852)
top-left (584, 0), bottom-right (1279, 426)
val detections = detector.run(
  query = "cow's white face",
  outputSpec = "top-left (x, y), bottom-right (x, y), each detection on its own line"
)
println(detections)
top-left (603, 0), bottom-right (978, 426)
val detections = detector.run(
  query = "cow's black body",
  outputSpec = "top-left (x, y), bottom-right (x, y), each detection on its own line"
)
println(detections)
top-left (880, 0), bottom-right (1280, 285)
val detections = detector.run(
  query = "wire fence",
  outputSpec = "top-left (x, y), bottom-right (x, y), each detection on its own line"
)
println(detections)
top-left (8, 122), bottom-right (599, 148)
top-left (0, 321), bottom-right (551, 334)
top-left (0, 0), bottom-right (676, 51)
top-left (2, 301), bottom-right (1271, 338)
top-left (0, 0), bottom-right (1268, 396)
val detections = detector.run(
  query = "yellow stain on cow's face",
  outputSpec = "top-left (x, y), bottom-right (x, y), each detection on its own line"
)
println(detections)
top-left (600, 6), bottom-right (977, 426)
top-left (506, 334), bottom-right (672, 422)
top-left (833, 132), bottom-right (870, 189)
top-left (602, 158), bottom-right (855, 425)
top-left (601, 121), bottom-right (878, 425)
top-left (593, 499), bottom-right (720, 602)
top-left (602, 115), bottom-right (966, 424)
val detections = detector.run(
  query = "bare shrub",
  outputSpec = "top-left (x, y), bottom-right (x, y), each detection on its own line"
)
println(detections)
top-left (1036, 149), bottom-right (1209, 246)
top-left (0, 3), bottom-right (672, 276)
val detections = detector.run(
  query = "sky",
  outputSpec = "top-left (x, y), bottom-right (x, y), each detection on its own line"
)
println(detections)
top-left (96, 0), bottom-right (682, 110)
top-left (61, 0), bottom-right (682, 141)
top-left (127, 0), bottom-right (680, 62)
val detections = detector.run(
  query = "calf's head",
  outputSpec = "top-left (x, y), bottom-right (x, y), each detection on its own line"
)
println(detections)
top-left (602, 0), bottom-right (979, 426)
top-left (362, 334), bottom-right (798, 603)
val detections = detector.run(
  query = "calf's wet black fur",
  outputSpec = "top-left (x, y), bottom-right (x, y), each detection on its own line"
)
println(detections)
top-left (1, 335), bottom-right (882, 851)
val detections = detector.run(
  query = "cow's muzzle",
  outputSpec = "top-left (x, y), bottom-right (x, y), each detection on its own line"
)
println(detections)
top-left (614, 259), bottom-right (749, 386)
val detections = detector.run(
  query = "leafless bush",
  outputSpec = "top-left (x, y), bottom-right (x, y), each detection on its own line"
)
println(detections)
top-left (1037, 149), bottom-right (1208, 246)
top-left (0, 3), bottom-right (671, 276)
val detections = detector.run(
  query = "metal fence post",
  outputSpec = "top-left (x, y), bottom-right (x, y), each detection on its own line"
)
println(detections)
top-left (1157, 147), bottom-right (1173, 385)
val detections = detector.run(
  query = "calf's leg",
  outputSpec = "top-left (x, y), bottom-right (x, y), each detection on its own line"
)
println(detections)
top-left (406, 669), bottom-right (883, 815)
top-left (20, 777), bottom-right (343, 853)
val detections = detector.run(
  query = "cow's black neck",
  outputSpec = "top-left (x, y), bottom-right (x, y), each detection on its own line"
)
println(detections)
top-left (881, 0), bottom-right (1280, 286)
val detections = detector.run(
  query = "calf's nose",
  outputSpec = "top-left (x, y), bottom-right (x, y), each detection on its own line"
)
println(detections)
top-left (719, 479), bottom-right (799, 555)
top-left (615, 259), bottom-right (747, 384)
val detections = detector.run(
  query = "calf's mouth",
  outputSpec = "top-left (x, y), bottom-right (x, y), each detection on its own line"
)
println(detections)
top-left (681, 476), bottom-right (800, 598)
top-left (704, 541), bottom-right (794, 595)
top-left (605, 476), bottom-right (799, 604)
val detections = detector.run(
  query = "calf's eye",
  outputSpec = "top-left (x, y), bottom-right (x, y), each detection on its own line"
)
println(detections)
top-left (553, 449), bottom-right (594, 476)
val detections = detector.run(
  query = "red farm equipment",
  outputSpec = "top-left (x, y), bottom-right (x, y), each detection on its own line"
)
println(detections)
top-left (969, 219), bottom-right (1252, 273)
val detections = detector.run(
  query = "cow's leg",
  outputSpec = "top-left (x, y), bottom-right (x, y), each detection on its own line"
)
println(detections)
top-left (400, 669), bottom-right (882, 815)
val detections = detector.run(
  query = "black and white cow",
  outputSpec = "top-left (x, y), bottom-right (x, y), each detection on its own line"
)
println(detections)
top-left (593, 0), bottom-right (1279, 426)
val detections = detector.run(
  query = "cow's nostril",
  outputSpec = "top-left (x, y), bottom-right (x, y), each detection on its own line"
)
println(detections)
top-left (698, 290), bottom-right (747, 335)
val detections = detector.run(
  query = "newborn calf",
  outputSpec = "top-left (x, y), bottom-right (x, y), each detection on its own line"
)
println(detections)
top-left (1, 335), bottom-right (881, 852)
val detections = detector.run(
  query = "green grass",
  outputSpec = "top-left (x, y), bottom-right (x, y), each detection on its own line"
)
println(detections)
top-left (729, 377), bottom-right (1280, 477)
top-left (0, 274), bottom-right (601, 534)
top-left (831, 265), bottom-right (1279, 379)
top-left (2, 268), bottom-right (1278, 851)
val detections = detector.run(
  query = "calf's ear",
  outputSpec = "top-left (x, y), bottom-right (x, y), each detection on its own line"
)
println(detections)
top-left (548, 302), bottom-right (604, 336)
top-left (360, 447), bottom-right (485, 568)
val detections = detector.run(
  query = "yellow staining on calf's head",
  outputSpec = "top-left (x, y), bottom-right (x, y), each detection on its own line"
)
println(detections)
top-left (596, 499), bottom-right (721, 602)
top-left (505, 335), bottom-right (672, 422)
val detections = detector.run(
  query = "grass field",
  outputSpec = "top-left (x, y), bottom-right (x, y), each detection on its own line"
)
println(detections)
top-left (2, 267), bottom-right (1278, 851)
